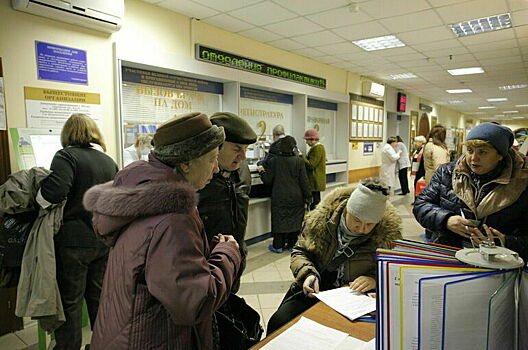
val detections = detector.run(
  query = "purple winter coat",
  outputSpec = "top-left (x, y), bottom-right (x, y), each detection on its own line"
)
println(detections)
top-left (83, 156), bottom-right (241, 350)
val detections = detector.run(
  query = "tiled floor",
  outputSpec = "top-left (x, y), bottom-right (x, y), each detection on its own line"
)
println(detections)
top-left (0, 193), bottom-right (424, 349)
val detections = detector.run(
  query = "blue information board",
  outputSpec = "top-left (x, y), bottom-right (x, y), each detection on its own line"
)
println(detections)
top-left (35, 41), bottom-right (88, 84)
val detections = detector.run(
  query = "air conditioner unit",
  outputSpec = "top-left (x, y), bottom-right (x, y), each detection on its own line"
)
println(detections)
top-left (12, 0), bottom-right (123, 33)
top-left (362, 81), bottom-right (385, 99)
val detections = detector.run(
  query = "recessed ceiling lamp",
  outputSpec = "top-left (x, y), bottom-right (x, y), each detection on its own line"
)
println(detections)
top-left (449, 13), bottom-right (512, 37)
top-left (487, 98), bottom-right (508, 102)
top-left (515, 104), bottom-right (528, 107)
top-left (447, 67), bottom-right (484, 76)
top-left (512, 116), bottom-right (526, 119)
top-left (478, 106), bottom-right (496, 109)
top-left (499, 84), bottom-right (527, 90)
top-left (446, 89), bottom-right (472, 93)
top-left (352, 35), bottom-right (405, 51)
top-left (389, 73), bottom-right (417, 79)
top-left (448, 100), bottom-right (465, 104)
top-left (503, 110), bottom-right (518, 113)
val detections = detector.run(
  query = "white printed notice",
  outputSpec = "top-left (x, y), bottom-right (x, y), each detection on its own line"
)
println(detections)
top-left (315, 287), bottom-right (376, 321)
top-left (24, 87), bottom-right (101, 128)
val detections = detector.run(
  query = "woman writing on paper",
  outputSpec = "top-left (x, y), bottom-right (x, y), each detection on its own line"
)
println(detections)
top-left (266, 177), bottom-right (402, 335)
top-left (413, 122), bottom-right (528, 260)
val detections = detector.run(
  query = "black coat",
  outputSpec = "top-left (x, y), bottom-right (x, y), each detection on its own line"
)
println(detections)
top-left (198, 162), bottom-right (251, 286)
top-left (40, 146), bottom-right (118, 247)
top-left (413, 150), bottom-right (528, 260)
top-left (260, 153), bottom-right (311, 233)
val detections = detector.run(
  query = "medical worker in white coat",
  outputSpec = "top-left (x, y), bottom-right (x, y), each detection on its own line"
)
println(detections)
top-left (380, 136), bottom-right (401, 194)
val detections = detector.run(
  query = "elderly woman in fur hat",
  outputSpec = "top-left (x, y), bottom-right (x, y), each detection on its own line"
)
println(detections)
top-left (84, 112), bottom-right (241, 350)
top-left (266, 177), bottom-right (402, 335)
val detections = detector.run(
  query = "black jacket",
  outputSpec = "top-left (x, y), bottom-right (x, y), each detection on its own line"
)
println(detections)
top-left (40, 146), bottom-right (118, 247)
top-left (198, 162), bottom-right (251, 288)
top-left (260, 153), bottom-right (311, 233)
top-left (413, 150), bottom-right (528, 260)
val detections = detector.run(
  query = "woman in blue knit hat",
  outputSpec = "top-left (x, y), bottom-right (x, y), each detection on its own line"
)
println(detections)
top-left (413, 122), bottom-right (528, 261)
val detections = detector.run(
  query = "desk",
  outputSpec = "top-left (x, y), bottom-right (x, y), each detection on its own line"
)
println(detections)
top-left (250, 301), bottom-right (375, 349)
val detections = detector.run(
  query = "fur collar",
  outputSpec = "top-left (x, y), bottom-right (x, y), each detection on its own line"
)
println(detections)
top-left (453, 149), bottom-right (528, 218)
top-left (84, 179), bottom-right (197, 218)
top-left (305, 185), bottom-right (402, 253)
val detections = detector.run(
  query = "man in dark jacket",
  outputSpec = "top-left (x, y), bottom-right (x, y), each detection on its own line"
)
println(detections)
top-left (198, 112), bottom-right (257, 292)
top-left (413, 122), bottom-right (528, 261)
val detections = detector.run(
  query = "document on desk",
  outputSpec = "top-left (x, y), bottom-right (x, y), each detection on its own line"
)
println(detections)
top-left (260, 317), bottom-right (349, 350)
top-left (314, 287), bottom-right (376, 321)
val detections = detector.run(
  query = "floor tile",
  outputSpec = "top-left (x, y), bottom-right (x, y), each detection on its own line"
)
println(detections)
top-left (14, 323), bottom-right (37, 346)
top-left (258, 293), bottom-right (284, 309)
top-left (239, 294), bottom-right (260, 311)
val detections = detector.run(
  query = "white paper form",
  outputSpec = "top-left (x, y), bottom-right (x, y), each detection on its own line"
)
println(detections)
top-left (352, 122), bottom-right (358, 137)
top-left (488, 270), bottom-right (517, 350)
top-left (314, 287), bottom-right (376, 321)
top-left (369, 108), bottom-right (374, 121)
top-left (363, 123), bottom-right (369, 137)
top-left (520, 269), bottom-right (528, 350)
top-left (443, 271), bottom-right (509, 350)
top-left (261, 316), bottom-right (349, 350)
top-left (418, 272), bottom-right (494, 350)
top-left (399, 266), bottom-right (487, 350)
top-left (352, 104), bottom-right (358, 120)
top-left (334, 336), bottom-right (367, 350)
top-left (358, 106), bottom-right (364, 120)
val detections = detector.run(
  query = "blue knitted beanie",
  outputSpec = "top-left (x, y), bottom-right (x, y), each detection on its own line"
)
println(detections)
top-left (466, 122), bottom-right (514, 156)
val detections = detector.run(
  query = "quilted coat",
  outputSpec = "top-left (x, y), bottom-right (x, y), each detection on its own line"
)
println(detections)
top-left (413, 149), bottom-right (528, 260)
top-left (290, 185), bottom-right (402, 287)
top-left (83, 156), bottom-right (241, 350)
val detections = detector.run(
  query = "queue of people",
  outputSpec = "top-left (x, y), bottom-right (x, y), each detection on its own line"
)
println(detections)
top-left (2, 111), bottom-right (527, 350)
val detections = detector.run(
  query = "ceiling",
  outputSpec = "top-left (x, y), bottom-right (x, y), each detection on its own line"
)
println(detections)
top-left (141, 0), bottom-right (528, 121)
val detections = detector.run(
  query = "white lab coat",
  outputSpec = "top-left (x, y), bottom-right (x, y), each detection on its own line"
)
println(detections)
top-left (381, 143), bottom-right (400, 188)
top-left (123, 145), bottom-right (149, 167)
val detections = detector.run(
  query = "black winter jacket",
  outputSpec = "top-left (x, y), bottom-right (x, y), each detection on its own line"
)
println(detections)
top-left (198, 162), bottom-right (251, 291)
top-left (413, 149), bottom-right (528, 260)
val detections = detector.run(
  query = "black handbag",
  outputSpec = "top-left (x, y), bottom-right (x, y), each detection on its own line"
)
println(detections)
top-left (215, 293), bottom-right (263, 350)
top-left (0, 212), bottom-right (38, 288)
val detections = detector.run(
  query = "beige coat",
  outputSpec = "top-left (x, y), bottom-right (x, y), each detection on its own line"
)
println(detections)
top-left (423, 141), bottom-right (450, 184)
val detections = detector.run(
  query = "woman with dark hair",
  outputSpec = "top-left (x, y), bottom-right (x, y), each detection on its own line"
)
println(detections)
top-left (37, 113), bottom-right (118, 350)
top-left (259, 135), bottom-right (312, 253)
top-left (414, 122), bottom-right (528, 260)
top-left (423, 125), bottom-right (450, 185)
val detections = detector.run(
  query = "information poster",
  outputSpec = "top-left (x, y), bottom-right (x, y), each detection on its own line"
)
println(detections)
top-left (35, 41), bottom-right (88, 85)
top-left (307, 99), bottom-right (336, 158)
top-left (9, 128), bottom-right (61, 170)
top-left (24, 87), bottom-right (100, 128)
top-left (239, 87), bottom-right (292, 139)
top-left (349, 93), bottom-right (384, 142)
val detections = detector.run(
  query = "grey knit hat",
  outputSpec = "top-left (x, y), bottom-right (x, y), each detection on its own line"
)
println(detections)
top-left (346, 184), bottom-right (387, 223)
top-left (151, 112), bottom-right (225, 166)
top-left (466, 122), bottom-right (514, 156)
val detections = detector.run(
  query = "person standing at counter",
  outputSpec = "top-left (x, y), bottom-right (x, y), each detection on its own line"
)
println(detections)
top-left (259, 124), bottom-right (286, 169)
top-left (395, 136), bottom-right (411, 195)
top-left (301, 129), bottom-right (326, 210)
top-left (198, 112), bottom-right (257, 292)
top-left (259, 136), bottom-right (312, 253)
top-left (122, 134), bottom-right (152, 167)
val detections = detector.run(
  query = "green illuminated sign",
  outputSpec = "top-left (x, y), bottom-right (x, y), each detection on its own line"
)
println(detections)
top-left (196, 44), bottom-right (326, 89)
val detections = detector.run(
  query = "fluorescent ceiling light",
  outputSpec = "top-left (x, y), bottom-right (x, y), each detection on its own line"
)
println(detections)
top-left (473, 112), bottom-right (486, 114)
top-left (448, 100), bottom-right (464, 104)
top-left (447, 67), bottom-right (484, 76)
top-left (486, 98), bottom-right (508, 102)
top-left (449, 13), bottom-right (512, 38)
top-left (503, 110), bottom-right (518, 113)
top-left (478, 106), bottom-right (496, 109)
top-left (446, 89), bottom-right (472, 93)
top-left (389, 73), bottom-right (417, 79)
top-left (495, 115), bottom-right (505, 117)
top-left (352, 35), bottom-right (405, 51)
top-left (512, 116), bottom-right (526, 119)
top-left (498, 84), bottom-right (528, 90)
top-left (515, 104), bottom-right (528, 107)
